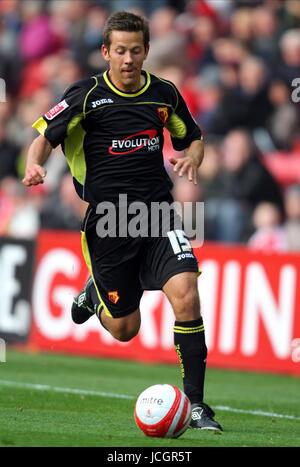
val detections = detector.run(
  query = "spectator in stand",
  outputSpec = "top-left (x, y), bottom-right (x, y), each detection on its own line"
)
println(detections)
top-left (199, 129), bottom-right (284, 243)
top-left (277, 0), bottom-right (300, 32)
top-left (46, 53), bottom-right (83, 100)
top-left (196, 66), bottom-right (224, 135)
top-left (230, 8), bottom-right (253, 49)
top-left (186, 14), bottom-right (218, 73)
top-left (221, 129), bottom-right (284, 211)
top-left (145, 7), bottom-right (187, 70)
top-left (19, 0), bottom-right (65, 63)
top-left (9, 87), bottom-right (54, 149)
top-left (275, 29), bottom-right (300, 85)
top-left (67, 5), bottom-right (108, 75)
top-left (0, 0), bottom-right (22, 95)
top-left (251, 6), bottom-right (278, 64)
top-left (197, 140), bottom-right (226, 242)
top-left (284, 184), bottom-right (300, 251)
top-left (238, 56), bottom-right (273, 139)
top-left (267, 79), bottom-right (300, 151)
top-left (248, 202), bottom-right (287, 251)
top-left (205, 56), bottom-right (272, 136)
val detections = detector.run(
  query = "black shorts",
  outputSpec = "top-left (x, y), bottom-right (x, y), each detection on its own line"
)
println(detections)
top-left (81, 206), bottom-right (199, 318)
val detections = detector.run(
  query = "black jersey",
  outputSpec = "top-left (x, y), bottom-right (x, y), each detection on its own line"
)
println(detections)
top-left (33, 71), bottom-right (202, 206)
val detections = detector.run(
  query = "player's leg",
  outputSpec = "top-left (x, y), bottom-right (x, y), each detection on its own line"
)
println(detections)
top-left (71, 276), bottom-right (97, 324)
top-left (72, 206), bottom-right (143, 342)
top-left (72, 277), bottom-right (141, 341)
top-left (72, 206), bottom-right (99, 324)
top-left (163, 271), bottom-right (222, 432)
top-left (141, 222), bottom-right (222, 432)
top-left (99, 307), bottom-right (141, 342)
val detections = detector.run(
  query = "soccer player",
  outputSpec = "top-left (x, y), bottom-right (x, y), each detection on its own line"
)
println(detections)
top-left (23, 11), bottom-right (222, 432)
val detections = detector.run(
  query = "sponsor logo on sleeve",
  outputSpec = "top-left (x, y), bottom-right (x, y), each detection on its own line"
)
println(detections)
top-left (45, 100), bottom-right (69, 120)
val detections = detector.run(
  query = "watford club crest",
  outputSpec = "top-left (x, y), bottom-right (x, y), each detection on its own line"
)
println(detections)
top-left (108, 291), bottom-right (120, 304)
top-left (157, 106), bottom-right (169, 124)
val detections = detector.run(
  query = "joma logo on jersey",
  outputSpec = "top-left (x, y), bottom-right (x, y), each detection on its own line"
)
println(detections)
top-left (92, 98), bottom-right (114, 108)
top-left (45, 100), bottom-right (69, 120)
top-left (109, 129), bottom-right (160, 155)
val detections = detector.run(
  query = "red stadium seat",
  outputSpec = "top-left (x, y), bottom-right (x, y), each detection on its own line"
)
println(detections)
top-left (262, 152), bottom-right (300, 187)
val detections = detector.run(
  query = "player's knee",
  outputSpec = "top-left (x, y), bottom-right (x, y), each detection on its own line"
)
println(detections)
top-left (111, 311), bottom-right (141, 342)
top-left (174, 284), bottom-right (199, 308)
top-left (171, 284), bottom-right (200, 320)
top-left (113, 324), bottom-right (140, 342)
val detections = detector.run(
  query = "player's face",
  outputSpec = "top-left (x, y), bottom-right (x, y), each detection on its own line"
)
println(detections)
top-left (102, 30), bottom-right (149, 92)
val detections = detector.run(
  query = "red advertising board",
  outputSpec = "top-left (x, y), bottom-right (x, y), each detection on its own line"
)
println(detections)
top-left (29, 231), bottom-right (300, 376)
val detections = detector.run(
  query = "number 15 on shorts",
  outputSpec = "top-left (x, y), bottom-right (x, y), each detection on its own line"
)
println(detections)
top-left (167, 230), bottom-right (192, 254)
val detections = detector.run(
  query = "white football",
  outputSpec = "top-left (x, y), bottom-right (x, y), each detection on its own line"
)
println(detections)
top-left (134, 384), bottom-right (191, 438)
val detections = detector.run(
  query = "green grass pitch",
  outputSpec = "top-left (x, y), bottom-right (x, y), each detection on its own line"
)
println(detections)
top-left (0, 349), bottom-right (299, 447)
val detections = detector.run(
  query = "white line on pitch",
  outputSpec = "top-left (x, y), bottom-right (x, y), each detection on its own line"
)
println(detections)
top-left (0, 379), bottom-right (299, 421)
top-left (215, 405), bottom-right (300, 421)
top-left (0, 379), bottom-right (134, 400)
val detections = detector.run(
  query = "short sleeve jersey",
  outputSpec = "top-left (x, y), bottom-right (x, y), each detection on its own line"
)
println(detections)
top-left (33, 71), bottom-right (202, 206)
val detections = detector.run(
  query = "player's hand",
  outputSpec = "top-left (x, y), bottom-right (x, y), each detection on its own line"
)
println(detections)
top-left (22, 164), bottom-right (47, 186)
top-left (169, 156), bottom-right (199, 185)
top-left (169, 139), bottom-right (204, 185)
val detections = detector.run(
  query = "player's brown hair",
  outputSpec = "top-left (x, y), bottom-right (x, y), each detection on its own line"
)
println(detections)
top-left (103, 11), bottom-right (150, 50)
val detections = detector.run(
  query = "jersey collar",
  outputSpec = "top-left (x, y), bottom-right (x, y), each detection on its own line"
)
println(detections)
top-left (103, 70), bottom-right (151, 97)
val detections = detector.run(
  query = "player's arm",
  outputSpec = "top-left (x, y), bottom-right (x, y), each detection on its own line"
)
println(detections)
top-left (169, 137), bottom-right (204, 185)
top-left (22, 135), bottom-right (52, 186)
top-left (22, 79), bottom-right (95, 188)
top-left (165, 82), bottom-right (204, 185)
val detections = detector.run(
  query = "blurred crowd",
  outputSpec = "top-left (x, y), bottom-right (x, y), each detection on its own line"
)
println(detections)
top-left (0, 0), bottom-right (300, 251)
